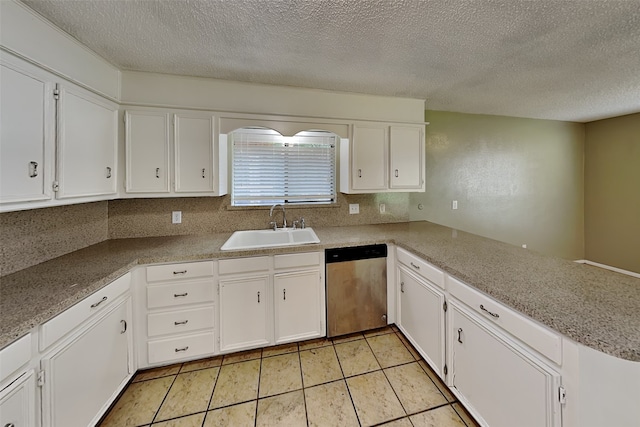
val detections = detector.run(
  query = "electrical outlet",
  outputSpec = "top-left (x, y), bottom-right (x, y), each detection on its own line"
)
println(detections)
top-left (452, 200), bottom-right (458, 210)
top-left (349, 204), bottom-right (359, 214)
top-left (172, 211), bottom-right (182, 224)
top-left (522, 244), bottom-right (527, 249)
top-left (379, 203), bottom-right (386, 214)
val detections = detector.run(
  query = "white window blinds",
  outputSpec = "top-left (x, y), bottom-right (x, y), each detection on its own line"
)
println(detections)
top-left (231, 129), bottom-right (336, 206)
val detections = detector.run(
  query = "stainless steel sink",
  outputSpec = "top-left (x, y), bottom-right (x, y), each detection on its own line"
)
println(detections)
top-left (220, 228), bottom-right (320, 251)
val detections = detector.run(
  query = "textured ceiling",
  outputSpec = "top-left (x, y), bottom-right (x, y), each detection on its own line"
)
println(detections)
top-left (21, 0), bottom-right (640, 122)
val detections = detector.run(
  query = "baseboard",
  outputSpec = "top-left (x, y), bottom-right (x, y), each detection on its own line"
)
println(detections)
top-left (574, 259), bottom-right (640, 279)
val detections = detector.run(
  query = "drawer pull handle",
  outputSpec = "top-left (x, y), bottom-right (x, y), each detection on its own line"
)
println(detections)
top-left (174, 320), bottom-right (189, 325)
top-left (174, 292), bottom-right (188, 298)
top-left (106, 166), bottom-right (112, 178)
top-left (202, 168), bottom-right (206, 178)
top-left (480, 304), bottom-right (500, 318)
top-left (6, 423), bottom-right (16, 427)
top-left (175, 346), bottom-right (189, 352)
top-left (257, 291), bottom-right (260, 303)
top-left (121, 320), bottom-right (127, 334)
top-left (156, 167), bottom-right (160, 178)
top-left (358, 168), bottom-right (362, 178)
top-left (90, 296), bottom-right (107, 308)
top-left (283, 289), bottom-right (286, 300)
top-left (395, 169), bottom-right (399, 178)
top-left (410, 262), bottom-right (420, 270)
top-left (173, 270), bottom-right (187, 275)
top-left (457, 328), bottom-right (463, 343)
top-left (29, 161), bottom-right (38, 177)
top-left (400, 281), bottom-right (405, 293)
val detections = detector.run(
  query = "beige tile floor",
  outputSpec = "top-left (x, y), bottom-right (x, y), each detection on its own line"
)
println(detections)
top-left (99, 326), bottom-right (480, 427)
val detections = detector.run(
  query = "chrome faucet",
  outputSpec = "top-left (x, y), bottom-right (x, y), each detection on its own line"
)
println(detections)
top-left (269, 204), bottom-right (287, 229)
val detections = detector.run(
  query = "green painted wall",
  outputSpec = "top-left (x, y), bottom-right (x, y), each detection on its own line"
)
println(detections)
top-left (410, 110), bottom-right (585, 260)
top-left (585, 113), bottom-right (640, 273)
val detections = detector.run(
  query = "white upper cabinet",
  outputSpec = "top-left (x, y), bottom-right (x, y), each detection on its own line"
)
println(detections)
top-left (56, 83), bottom-right (118, 199)
top-left (341, 122), bottom-right (424, 193)
top-left (174, 113), bottom-right (215, 193)
top-left (124, 110), bottom-right (171, 193)
top-left (390, 125), bottom-right (423, 189)
top-left (0, 53), bottom-right (55, 205)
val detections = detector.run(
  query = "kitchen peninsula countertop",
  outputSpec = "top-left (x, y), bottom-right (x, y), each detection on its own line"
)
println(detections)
top-left (2, 221), bottom-right (639, 361)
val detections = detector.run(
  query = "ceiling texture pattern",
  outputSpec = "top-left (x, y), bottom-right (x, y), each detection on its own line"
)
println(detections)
top-left (21, 0), bottom-right (640, 122)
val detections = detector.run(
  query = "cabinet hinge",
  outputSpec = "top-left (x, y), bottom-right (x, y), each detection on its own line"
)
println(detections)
top-left (53, 88), bottom-right (60, 100)
top-left (443, 364), bottom-right (448, 376)
top-left (52, 181), bottom-right (59, 192)
top-left (443, 301), bottom-right (448, 312)
top-left (558, 386), bottom-right (567, 404)
top-left (37, 370), bottom-right (45, 387)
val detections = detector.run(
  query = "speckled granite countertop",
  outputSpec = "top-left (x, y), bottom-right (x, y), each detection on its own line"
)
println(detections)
top-left (2, 221), bottom-right (639, 361)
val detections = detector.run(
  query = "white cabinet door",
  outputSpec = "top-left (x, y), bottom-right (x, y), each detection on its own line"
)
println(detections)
top-left (0, 371), bottom-right (36, 427)
top-left (390, 125), bottom-right (423, 189)
top-left (125, 110), bottom-right (170, 193)
top-left (41, 298), bottom-right (132, 427)
top-left (0, 55), bottom-right (55, 204)
top-left (219, 275), bottom-right (270, 352)
top-left (397, 266), bottom-right (445, 376)
top-left (450, 301), bottom-right (561, 427)
top-left (351, 124), bottom-right (388, 190)
top-left (174, 113), bottom-right (215, 193)
top-left (274, 269), bottom-right (323, 344)
top-left (56, 84), bottom-right (118, 199)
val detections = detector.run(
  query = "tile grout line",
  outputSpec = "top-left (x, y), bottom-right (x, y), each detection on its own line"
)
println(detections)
top-left (199, 363), bottom-right (222, 427)
top-left (253, 352), bottom-right (264, 427)
top-left (148, 364), bottom-right (182, 425)
top-left (296, 346), bottom-right (311, 427)
top-left (329, 341), bottom-right (363, 427)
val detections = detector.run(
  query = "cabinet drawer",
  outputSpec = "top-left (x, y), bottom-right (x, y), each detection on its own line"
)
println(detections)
top-left (147, 279), bottom-right (214, 309)
top-left (397, 247), bottom-right (444, 289)
top-left (219, 256), bottom-right (269, 275)
top-left (148, 306), bottom-right (215, 337)
top-left (146, 261), bottom-right (214, 283)
top-left (274, 252), bottom-right (320, 270)
top-left (147, 331), bottom-right (214, 364)
top-left (447, 275), bottom-right (562, 364)
top-left (0, 334), bottom-right (31, 382)
top-left (40, 273), bottom-right (130, 351)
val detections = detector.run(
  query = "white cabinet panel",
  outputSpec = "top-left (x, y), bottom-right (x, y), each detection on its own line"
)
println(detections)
top-left (174, 114), bottom-right (215, 192)
top-left (0, 54), bottom-right (55, 204)
top-left (390, 125), bottom-right (423, 189)
top-left (147, 331), bottom-right (215, 365)
top-left (450, 301), bottom-right (561, 427)
top-left (147, 306), bottom-right (215, 337)
top-left (56, 83), bottom-right (118, 198)
top-left (125, 110), bottom-right (170, 193)
top-left (397, 266), bottom-right (445, 376)
top-left (219, 275), bottom-right (270, 352)
top-left (274, 269), bottom-right (323, 344)
top-left (0, 334), bottom-right (31, 382)
top-left (0, 371), bottom-right (36, 427)
top-left (351, 124), bottom-right (388, 190)
top-left (41, 298), bottom-right (132, 427)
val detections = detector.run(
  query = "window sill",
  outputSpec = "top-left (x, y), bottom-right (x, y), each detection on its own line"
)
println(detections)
top-left (226, 202), bottom-right (341, 211)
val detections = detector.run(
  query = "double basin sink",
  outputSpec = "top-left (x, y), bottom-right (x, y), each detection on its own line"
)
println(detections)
top-left (221, 227), bottom-right (320, 251)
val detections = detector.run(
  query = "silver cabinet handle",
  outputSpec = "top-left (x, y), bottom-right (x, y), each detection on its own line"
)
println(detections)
top-left (156, 167), bottom-right (160, 178)
top-left (174, 292), bottom-right (188, 297)
top-left (90, 296), bottom-right (107, 308)
top-left (29, 161), bottom-right (38, 178)
top-left (202, 168), bottom-right (206, 178)
top-left (358, 168), bottom-right (362, 178)
top-left (5, 423), bottom-right (16, 427)
top-left (173, 270), bottom-right (187, 275)
top-left (480, 304), bottom-right (500, 318)
top-left (121, 319), bottom-right (127, 334)
top-left (410, 262), bottom-right (420, 270)
top-left (257, 291), bottom-right (261, 303)
top-left (283, 289), bottom-right (286, 300)
top-left (400, 281), bottom-right (405, 293)
top-left (457, 328), bottom-right (463, 343)
top-left (175, 346), bottom-right (189, 352)
top-left (395, 169), bottom-right (399, 177)
top-left (174, 320), bottom-right (189, 325)
top-left (106, 166), bottom-right (112, 178)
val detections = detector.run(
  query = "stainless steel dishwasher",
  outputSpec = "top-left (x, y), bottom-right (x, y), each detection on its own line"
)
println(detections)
top-left (325, 244), bottom-right (388, 337)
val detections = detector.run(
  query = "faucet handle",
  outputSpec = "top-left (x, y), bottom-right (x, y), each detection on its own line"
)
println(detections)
top-left (300, 217), bottom-right (305, 229)
top-left (269, 221), bottom-right (277, 231)
top-left (292, 220), bottom-right (300, 229)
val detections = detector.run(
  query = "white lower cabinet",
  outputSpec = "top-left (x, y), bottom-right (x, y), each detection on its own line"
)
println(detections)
top-left (396, 265), bottom-right (445, 376)
top-left (0, 371), bottom-right (36, 427)
top-left (219, 275), bottom-right (270, 352)
top-left (449, 300), bottom-right (561, 427)
top-left (40, 297), bottom-right (132, 427)
top-left (274, 269), bottom-right (323, 344)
